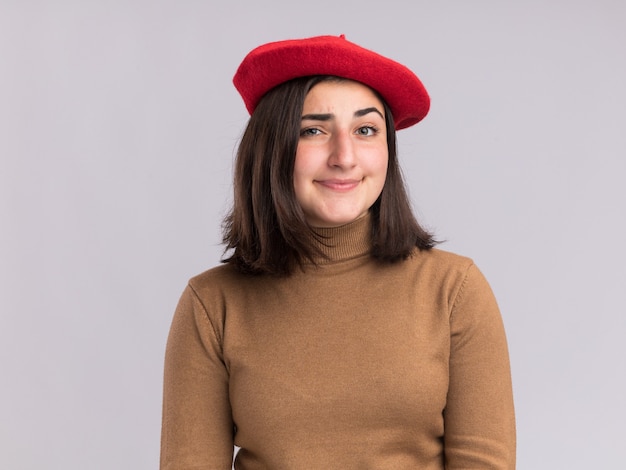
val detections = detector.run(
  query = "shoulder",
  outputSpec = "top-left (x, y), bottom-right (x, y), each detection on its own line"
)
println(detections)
top-left (406, 247), bottom-right (475, 278)
top-left (189, 263), bottom-right (241, 287)
top-left (400, 247), bottom-right (495, 305)
top-left (419, 249), bottom-right (498, 314)
top-left (172, 264), bottom-right (250, 334)
top-left (186, 263), bottom-right (252, 300)
top-left (186, 262), bottom-right (277, 304)
top-left (415, 247), bottom-right (473, 266)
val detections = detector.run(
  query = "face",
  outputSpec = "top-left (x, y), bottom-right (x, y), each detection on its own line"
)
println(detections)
top-left (294, 80), bottom-right (388, 228)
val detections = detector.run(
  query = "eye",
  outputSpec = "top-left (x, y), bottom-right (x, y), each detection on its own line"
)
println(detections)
top-left (356, 126), bottom-right (378, 136)
top-left (300, 127), bottom-right (322, 137)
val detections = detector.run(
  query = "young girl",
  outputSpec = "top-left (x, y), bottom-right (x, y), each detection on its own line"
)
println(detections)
top-left (160, 34), bottom-right (516, 469)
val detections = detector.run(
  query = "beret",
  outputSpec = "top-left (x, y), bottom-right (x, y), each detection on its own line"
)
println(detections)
top-left (233, 35), bottom-right (430, 130)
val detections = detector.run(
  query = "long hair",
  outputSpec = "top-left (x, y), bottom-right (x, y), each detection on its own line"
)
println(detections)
top-left (222, 76), bottom-right (436, 275)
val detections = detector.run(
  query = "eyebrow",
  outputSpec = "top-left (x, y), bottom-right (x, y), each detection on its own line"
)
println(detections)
top-left (301, 107), bottom-right (384, 121)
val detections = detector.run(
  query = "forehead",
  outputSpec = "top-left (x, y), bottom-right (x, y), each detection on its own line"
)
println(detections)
top-left (303, 79), bottom-right (385, 112)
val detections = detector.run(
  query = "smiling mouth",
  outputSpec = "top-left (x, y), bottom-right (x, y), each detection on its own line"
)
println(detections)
top-left (315, 179), bottom-right (362, 191)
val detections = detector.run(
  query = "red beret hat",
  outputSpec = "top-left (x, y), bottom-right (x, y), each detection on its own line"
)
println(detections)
top-left (233, 35), bottom-right (430, 130)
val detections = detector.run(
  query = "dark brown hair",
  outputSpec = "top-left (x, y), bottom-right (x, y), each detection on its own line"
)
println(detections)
top-left (222, 76), bottom-right (436, 275)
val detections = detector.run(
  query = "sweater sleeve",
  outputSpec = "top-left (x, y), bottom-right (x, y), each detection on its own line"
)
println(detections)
top-left (444, 264), bottom-right (516, 469)
top-left (160, 284), bottom-right (234, 470)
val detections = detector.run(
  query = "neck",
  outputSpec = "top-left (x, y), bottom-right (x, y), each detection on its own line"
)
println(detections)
top-left (307, 214), bottom-right (372, 264)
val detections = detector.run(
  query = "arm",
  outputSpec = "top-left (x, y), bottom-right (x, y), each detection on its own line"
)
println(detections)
top-left (444, 264), bottom-right (516, 469)
top-left (160, 284), bottom-right (234, 470)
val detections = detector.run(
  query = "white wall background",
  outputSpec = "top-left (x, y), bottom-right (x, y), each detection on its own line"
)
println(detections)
top-left (1, 1), bottom-right (624, 468)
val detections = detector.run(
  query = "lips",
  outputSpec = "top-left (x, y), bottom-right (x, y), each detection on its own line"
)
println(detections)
top-left (315, 179), bottom-right (361, 191)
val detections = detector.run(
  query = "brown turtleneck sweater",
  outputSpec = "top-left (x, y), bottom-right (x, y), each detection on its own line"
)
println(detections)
top-left (160, 215), bottom-right (516, 469)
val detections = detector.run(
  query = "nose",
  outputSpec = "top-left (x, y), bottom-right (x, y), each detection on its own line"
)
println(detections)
top-left (328, 130), bottom-right (356, 169)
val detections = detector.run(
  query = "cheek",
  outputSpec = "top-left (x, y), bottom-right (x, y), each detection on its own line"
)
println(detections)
top-left (380, 156), bottom-right (389, 176)
top-left (370, 153), bottom-right (389, 199)
top-left (293, 146), bottom-right (320, 181)
top-left (369, 149), bottom-right (389, 181)
top-left (292, 152), bottom-right (311, 200)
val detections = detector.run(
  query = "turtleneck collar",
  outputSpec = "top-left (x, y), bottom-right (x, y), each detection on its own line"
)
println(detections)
top-left (307, 213), bottom-right (373, 264)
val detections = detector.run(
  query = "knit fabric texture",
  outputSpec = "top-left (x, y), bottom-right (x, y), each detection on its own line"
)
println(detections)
top-left (160, 215), bottom-right (516, 469)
